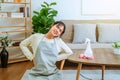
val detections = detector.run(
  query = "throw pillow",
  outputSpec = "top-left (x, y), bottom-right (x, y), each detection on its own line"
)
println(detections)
top-left (98, 24), bottom-right (120, 43)
top-left (72, 24), bottom-right (96, 43)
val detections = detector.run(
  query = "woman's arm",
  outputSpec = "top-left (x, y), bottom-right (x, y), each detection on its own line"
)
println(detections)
top-left (59, 38), bottom-right (73, 55)
top-left (20, 34), bottom-right (35, 61)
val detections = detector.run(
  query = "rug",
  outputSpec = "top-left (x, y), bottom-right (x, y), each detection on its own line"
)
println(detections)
top-left (21, 70), bottom-right (120, 80)
top-left (62, 70), bottom-right (120, 80)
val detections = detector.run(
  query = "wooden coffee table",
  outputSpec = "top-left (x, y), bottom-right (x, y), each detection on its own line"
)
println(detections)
top-left (68, 48), bottom-right (120, 80)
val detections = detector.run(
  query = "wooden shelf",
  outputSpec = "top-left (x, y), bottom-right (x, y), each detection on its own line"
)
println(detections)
top-left (8, 57), bottom-right (29, 64)
top-left (1, 45), bottom-right (21, 49)
top-left (0, 17), bottom-right (27, 19)
top-left (8, 46), bottom-right (20, 48)
top-left (1, 2), bottom-right (30, 4)
top-left (0, 30), bottom-right (29, 33)
top-left (0, 26), bottom-right (25, 28)
top-left (0, 0), bottom-right (32, 64)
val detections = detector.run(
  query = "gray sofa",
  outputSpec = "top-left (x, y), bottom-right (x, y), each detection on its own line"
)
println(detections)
top-left (61, 20), bottom-right (120, 49)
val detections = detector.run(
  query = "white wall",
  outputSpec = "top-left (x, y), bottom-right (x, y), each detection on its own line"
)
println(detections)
top-left (32, 0), bottom-right (120, 20)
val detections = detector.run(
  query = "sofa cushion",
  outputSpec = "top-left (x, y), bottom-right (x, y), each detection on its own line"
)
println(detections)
top-left (72, 24), bottom-right (96, 43)
top-left (98, 24), bottom-right (120, 43)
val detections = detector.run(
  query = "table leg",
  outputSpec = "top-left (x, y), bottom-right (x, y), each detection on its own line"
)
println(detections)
top-left (102, 65), bottom-right (105, 80)
top-left (76, 63), bottom-right (82, 80)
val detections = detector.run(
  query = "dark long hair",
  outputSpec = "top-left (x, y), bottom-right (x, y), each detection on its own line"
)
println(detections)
top-left (52, 21), bottom-right (66, 36)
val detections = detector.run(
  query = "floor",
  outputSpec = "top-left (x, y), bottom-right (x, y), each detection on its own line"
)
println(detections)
top-left (0, 60), bottom-right (120, 80)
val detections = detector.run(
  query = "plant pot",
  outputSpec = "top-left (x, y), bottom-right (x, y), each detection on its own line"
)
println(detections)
top-left (0, 47), bottom-right (9, 68)
top-left (113, 48), bottom-right (120, 55)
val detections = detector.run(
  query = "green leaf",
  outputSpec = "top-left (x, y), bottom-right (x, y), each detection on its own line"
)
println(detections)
top-left (112, 42), bottom-right (120, 49)
top-left (41, 4), bottom-right (46, 8)
top-left (0, 33), bottom-right (12, 48)
top-left (44, 2), bottom-right (49, 7)
top-left (33, 11), bottom-right (39, 15)
top-left (50, 2), bottom-right (56, 6)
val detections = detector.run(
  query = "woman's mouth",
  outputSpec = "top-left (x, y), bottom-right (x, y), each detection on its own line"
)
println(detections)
top-left (53, 30), bottom-right (58, 36)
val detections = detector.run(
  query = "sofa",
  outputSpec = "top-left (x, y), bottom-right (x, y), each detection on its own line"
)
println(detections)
top-left (61, 20), bottom-right (120, 49)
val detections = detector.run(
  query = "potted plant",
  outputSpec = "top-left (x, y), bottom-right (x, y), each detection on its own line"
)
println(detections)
top-left (0, 0), bottom-right (4, 10)
top-left (32, 1), bottom-right (58, 34)
top-left (112, 42), bottom-right (120, 54)
top-left (0, 32), bottom-right (11, 68)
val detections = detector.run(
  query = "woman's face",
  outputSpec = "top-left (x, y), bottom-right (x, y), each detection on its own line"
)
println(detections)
top-left (50, 24), bottom-right (64, 37)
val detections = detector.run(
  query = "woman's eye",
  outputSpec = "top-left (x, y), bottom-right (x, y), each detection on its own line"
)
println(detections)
top-left (59, 29), bottom-right (62, 32)
top-left (56, 26), bottom-right (59, 28)
top-left (55, 25), bottom-right (63, 33)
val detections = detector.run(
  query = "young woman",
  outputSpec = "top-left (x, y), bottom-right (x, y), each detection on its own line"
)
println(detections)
top-left (20, 21), bottom-right (73, 80)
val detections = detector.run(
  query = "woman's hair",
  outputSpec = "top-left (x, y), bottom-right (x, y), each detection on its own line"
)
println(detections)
top-left (52, 21), bottom-right (66, 36)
